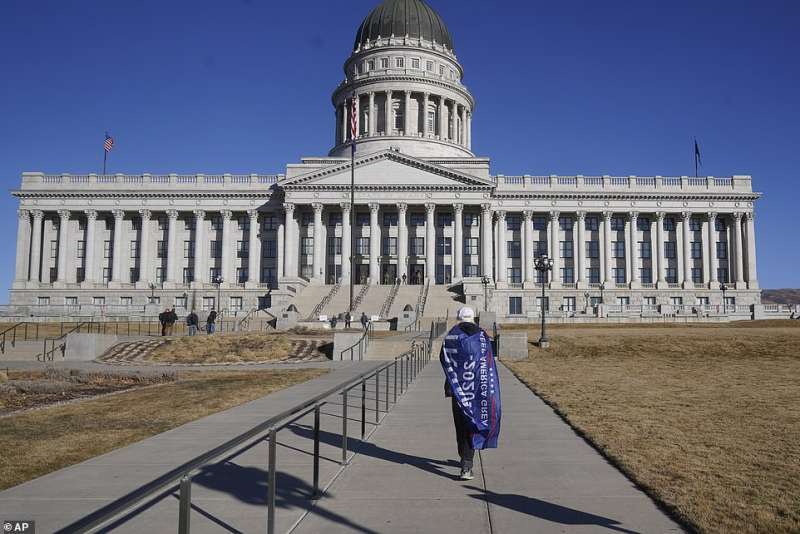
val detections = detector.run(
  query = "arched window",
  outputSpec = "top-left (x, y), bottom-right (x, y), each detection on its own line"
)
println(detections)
top-left (427, 106), bottom-right (436, 135)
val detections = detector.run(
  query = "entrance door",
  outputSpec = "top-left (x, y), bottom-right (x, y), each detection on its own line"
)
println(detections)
top-left (326, 264), bottom-right (342, 284)
top-left (381, 264), bottom-right (397, 285)
top-left (355, 264), bottom-right (370, 285)
top-left (409, 264), bottom-right (425, 285)
top-left (436, 264), bottom-right (452, 285)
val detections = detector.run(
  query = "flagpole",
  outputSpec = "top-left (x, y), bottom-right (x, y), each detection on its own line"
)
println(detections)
top-left (103, 150), bottom-right (108, 175)
top-left (349, 98), bottom-right (356, 319)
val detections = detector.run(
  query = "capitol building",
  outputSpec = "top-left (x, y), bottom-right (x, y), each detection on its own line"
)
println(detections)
top-left (9, 0), bottom-right (762, 321)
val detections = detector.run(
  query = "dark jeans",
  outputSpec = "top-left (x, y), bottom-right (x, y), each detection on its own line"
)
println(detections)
top-left (451, 398), bottom-right (475, 471)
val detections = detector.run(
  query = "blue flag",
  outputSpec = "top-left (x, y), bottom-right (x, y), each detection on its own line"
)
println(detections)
top-left (440, 324), bottom-right (502, 449)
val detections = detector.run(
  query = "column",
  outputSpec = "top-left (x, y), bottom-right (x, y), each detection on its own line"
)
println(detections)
top-left (745, 212), bottom-right (758, 289)
top-left (397, 203), bottom-right (408, 281)
top-left (341, 102), bottom-right (348, 144)
top-left (277, 209), bottom-right (285, 281)
top-left (57, 210), bottom-right (70, 284)
top-left (549, 211), bottom-right (560, 287)
top-left (312, 203), bottom-right (324, 283)
top-left (439, 96), bottom-right (447, 139)
top-left (629, 212), bottom-right (639, 287)
top-left (422, 92), bottom-right (430, 138)
top-left (283, 204), bottom-right (297, 278)
top-left (449, 102), bottom-right (456, 140)
top-left (496, 211), bottom-right (507, 283)
top-left (656, 212), bottom-right (666, 287)
top-left (404, 91), bottom-right (412, 135)
top-left (481, 204), bottom-right (494, 281)
top-left (248, 210), bottom-right (260, 285)
top-left (28, 210), bottom-right (44, 284)
top-left (82, 210), bottom-right (97, 285)
top-left (14, 210), bottom-right (31, 285)
top-left (576, 212), bottom-right (586, 288)
top-left (733, 212), bottom-right (745, 287)
top-left (453, 204), bottom-right (463, 282)
top-left (707, 212), bottom-right (717, 287)
top-left (368, 92), bottom-right (376, 136)
top-left (425, 203), bottom-right (436, 283)
top-left (137, 210), bottom-right (151, 285)
top-left (460, 106), bottom-right (467, 146)
top-left (681, 212), bottom-right (692, 288)
top-left (165, 210), bottom-right (179, 284)
top-left (466, 111), bottom-right (472, 150)
top-left (603, 212), bottom-right (613, 284)
top-left (220, 210), bottom-right (233, 284)
top-left (385, 90), bottom-right (393, 135)
top-left (523, 211), bottom-right (534, 284)
top-left (192, 210), bottom-right (205, 284)
top-left (369, 203), bottom-right (380, 284)
top-left (340, 203), bottom-right (351, 283)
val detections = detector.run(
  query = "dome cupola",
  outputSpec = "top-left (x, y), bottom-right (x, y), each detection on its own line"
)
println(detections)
top-left (354, 0), bottom-right (454, 52)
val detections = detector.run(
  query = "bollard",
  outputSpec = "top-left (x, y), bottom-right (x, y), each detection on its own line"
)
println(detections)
top-left (385, 366), bottom-right (389, 412)
top-left (399, 356), bottom-right (404, 394)
top-left (361, 379), bottom-right (366, 439)
top-left (393, 360), bottom-right (398, 403)
top-left (341, 390), bottom-right (349, 465)
top-left (313, 404), bottom-right (320, 499)
top-left (178, 475), bottom-right (191, 534)
top-left (375, 372), bottom-right (379, 423)
top-left (267, 428), bottom-right (277, 534)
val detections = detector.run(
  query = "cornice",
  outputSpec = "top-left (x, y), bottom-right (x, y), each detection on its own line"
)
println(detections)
top-left (12, 191), bottom-right (273, 200)
top-left (492, 191), bottom-right (761, 202)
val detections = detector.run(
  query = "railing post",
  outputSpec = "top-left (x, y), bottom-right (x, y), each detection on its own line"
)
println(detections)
top-left (361, 379), bottom-right (366, 439)
top-left (399, 356), bottom-right (404, 393)
top-left (393, 360), bottom-right (398, 402)
top-left (375, 373), bottom-right (379, 423)
top-left (178, 475), bottom-right (192, 534)
top-left (384, 367), bottom-right (389, 412)
top-left (312, 404), bottom-right (320, 500)
top-left (341, 390), bottom-right (349, 465)
top-left (267, 428), bottom-right (277, 534)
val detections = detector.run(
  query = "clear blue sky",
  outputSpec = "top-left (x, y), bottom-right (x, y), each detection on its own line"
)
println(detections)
top-left (1, 0), bottom-right (798, 296)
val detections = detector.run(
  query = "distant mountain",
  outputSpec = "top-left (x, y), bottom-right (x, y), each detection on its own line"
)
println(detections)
top-left (762, 289), bottom-right (800, 305)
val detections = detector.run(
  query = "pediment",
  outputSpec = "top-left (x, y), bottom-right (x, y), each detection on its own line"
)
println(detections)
top-left (282, 150), bottom-right (495, 190)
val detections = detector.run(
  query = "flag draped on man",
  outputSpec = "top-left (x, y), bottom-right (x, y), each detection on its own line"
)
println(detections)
top-left (440, 324), bottom-right (502, 449)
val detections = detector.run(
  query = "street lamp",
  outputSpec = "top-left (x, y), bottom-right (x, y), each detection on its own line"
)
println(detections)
top-left (534, 255), bottom-right (555, 348)
top-left (481, 275), bottom-right (491, 312)
top-left (213, 275), bottom-right (223, 314)
top-left (599, 282), bottom-right (606, 304)
top-left (148, 283), bottom-right (157, 305)
top-left (720, 283), bottom-right (728, 313)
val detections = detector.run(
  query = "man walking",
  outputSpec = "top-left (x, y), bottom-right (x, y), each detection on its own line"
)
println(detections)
top-left (158, 308), bottom-right (168, 336)
top-left (206, 308), bottom-right (217, 334)
top-left (165, 307), bottom-right (178, 336)
top-left (440, 306), bottom-right (502, 480)
top-left (186, 309), bottom-right (199, 336)
top-left (360, 312), bottom-right (369, 330)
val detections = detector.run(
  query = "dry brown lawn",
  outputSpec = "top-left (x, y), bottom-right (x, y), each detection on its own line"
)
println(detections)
top-left (0, 368), bottom-right (327, 490)
top-left (505, 320), bottom-right (800, 534)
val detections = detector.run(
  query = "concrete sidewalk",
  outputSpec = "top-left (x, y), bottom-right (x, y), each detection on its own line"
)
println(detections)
top-left (292, 363), bottom-right (683, 534)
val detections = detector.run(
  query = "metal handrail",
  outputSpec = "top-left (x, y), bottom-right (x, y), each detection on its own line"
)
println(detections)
top-left (338, 321), bottom-right (374, 360)
top-left (0, 321), bottom-right (24, 354)
top-left (57, 340), bottom-right (432, 534)
top-left (38, 321), bottom-right (98, 362)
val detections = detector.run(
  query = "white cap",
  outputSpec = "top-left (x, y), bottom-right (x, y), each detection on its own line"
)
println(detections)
top-left (457, 306), bottom-right (475, 323)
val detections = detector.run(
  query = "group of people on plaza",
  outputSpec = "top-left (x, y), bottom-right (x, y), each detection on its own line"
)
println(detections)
top-left (328, 311), bottom-right (371, 330)
top-left (158, 307), bottom-right (218, 336)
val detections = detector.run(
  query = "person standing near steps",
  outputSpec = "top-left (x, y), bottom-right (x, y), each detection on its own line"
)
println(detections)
top-left (439, 306), bottom-right (502, 480)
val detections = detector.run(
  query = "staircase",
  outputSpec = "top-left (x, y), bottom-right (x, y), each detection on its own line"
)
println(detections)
top-left (357, 285), bottom-right (392, 318)
top-left (421, 284), bottom-right (457, 318)
top-left (388, 284), bottom-right (424, 319)
top-left (307, 281), bottom-right (341, 320)
top-left (379, 280), bottom-right (400, 318)
top-left (291, 285), bottom-right (333, 318)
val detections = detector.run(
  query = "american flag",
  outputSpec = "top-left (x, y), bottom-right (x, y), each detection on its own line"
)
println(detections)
top-left (350, 95), bottom-right (358, 142)
top-left (104, 133), bottom-right (114, 153)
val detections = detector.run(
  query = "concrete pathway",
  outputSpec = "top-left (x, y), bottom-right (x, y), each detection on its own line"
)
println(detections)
top-left (291, 363), bottom-right (683, 534)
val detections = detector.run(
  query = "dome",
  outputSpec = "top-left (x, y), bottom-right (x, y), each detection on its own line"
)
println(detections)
top-left (354, 0), bottom-right (454, 52)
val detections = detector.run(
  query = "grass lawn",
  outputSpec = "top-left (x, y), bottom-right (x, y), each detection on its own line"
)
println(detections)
top-left (0, 368), bottom-right (327, 491)
top-left (505, 320), bottom-right (800, 534)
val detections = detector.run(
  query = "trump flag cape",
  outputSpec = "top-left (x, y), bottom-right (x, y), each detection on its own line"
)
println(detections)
top-left (440, 324), bottom-right (502, 449)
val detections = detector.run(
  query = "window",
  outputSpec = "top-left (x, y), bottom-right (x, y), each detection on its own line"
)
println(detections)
top-left (666, 267), bottom-right (677, 283)
top-left (587, 267), bottom-right (600, 284)
top-left (509, 297), bottom-right (523, 315)
top-left (357, 213), bottom-right (370, 226)
top-left (103, 240), bottom-right (112, 259)
top-left (691, 242), bottom-right (703, 259)
top-left (437, 213), bottom-right (453, 227)
top-left (155, 267), bottom-right (164, 283)
top-left (559, 217), bottom-right (573, 231)
top-left (65, 296), bottom-right (78, 306)
top-left (718, 267), bottom-right (729, 283)
top-left (715, 218), bottom-right (727, 231)
top-left (158, 218), bottom-right (167, 231)
top-left (560, 241), bottom-right (573, 258)
top-left (450, 69), bottom-right (456, 79)
top-left (383, 237), bottom-right (398, 256)
top-left (175, 295), bottom-right (187, 309)
top-left (301, 212), bottom-right (313, 226)
top-left (358, 62), bottom-right (365, 74)
top-left (237, 240), bottom-right (249, 258)
top-left (637, 217), bottom-right (651, 231)
top-left (563, 297), bottom-right (576, 312)
top-left (184, 240), bottom-right (195, 258)
top-left (37, 296), bottom-right (50, 306)
top-left (716, 242), bottom-right (728, 259)
top-left (236, 268), bottom-right (248, 283)
top-left (129, 268), bottom-right (138, 283)
top-left (671, 296), bottom-right (683, 306)
top-left (383, 213), bottom-right (398, 226)
top-left (76, 267), bottom-right (85, 282)
top-left (533, 217), bottom-right (547, 231)
top-left (464, 237), bottom-right (478, 255)
top-left (536, 296), bottom-right (549, 311)
top-left (356, 237), bottom-right (370, 256)
top-left (531, 241), bottom-right (547, 258)
top-left (395, 57), bottom-right (404, 68)
top-left (535, 270), bottom-right (547, 284)
top-left (77, 241), bottom-right (85, 259)
top-left (664, 217), bottom-right (676, 231)
top-left (394, 102), bottom-right (404, 131)
top-left (128, 240), bottom-right (138, 259)
top-left (427, 110), bottom-right (435, 132)
top-left (585, 216), bottom-right (599, 231)
top-left (641, 268), bottom-right (653, 284)
top-left (426, 60), bottom-right (434, 71)
top-left (262, 267), bottom-right (277, 287)
top-left (93, 296), bottom-right (105, 306)
top-left (437, 237), bottom-right (451, 255)
top-left (300, 265), bottom-right (313, 279)
top-left (464, 265), bottom-right (479, 277)
top-left (508, 267), bottom-right (522, 283)
top-left (185, 218), bottom-right (195, 231)
top-left (613, 267), bottom-right (626, 284)
top-left (263, 240), bottom-right (277, 258)
top-left (506, 216), bottom-right (520, 230)
top-left (643, 296), bottom-right (657, 306)
top-left (209, 267), bottom-right (221, 282)
top-left (210, 241), bottom-right (221, 258)
top-left (183, 268), bottom-right (194, 284)
top-left (327, 237), bottom-right (342, 256)
top-left (301, 238), bottom-right (313, 256)
top-left (665, 242), bottom-right (676, 259)
top-left (328, 213), bottom-right (342, 227)
top-left (639, 241), bottom-right (652, 259)
top-left (464, 214), bottom-right (479, 226)
top-left (507, 241), bottom-right (520, 258)
top-left (367, 59), bottom-right (375, 71)
top-left (380, 58), bottom-right (389, 69)
top-left (611, 217), bottom-right (625, 231)
top-left (617, 296), bottom-right (630, 306)
top-left (410, 237), bottom-right (425, 256)
top-left (157, 240), bottom-right (166, 258)
top-left (690, 268), bottom-right (702, 283)
top-left (211, 217), bottom-right (222, 231)
top-left (411, 58), bottom-right (420, 69)
top-left (612, 241), bottom-right (625, 258)
top-left (262, 215), bottom-right (278, 230)
top-left (724, 296), bottom-right (736, 308)
top-left (102, 267), bottom-right (111, 283)
top-left (50, 239), bottom-right (58, 259)
top-left (410, 214), bottom-right (425, 226)
top-left (439, 65), bottom-right (445, 76)
top-left (202, 296), bottom-right (216, 311)
top-left (561, 267), bottom-right (574, 284)
top-left (688, 218), bottom-right (701, 231)
top-left (586, 241), bottom-right (599, 258)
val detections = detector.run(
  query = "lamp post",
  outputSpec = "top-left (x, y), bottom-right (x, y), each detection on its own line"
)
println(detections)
top-left (481, 275), bottom-right (490, 312)
top-left (534, 255), bottom-right (554, 348)
top-left (720, 283), bottom-right (728, 313)
top-left (213, 275), bottom-right (223, 314)
top-left (148, 283), bottom-right (156, 305)
top-left (599, 282), bottom-right (606, 304)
